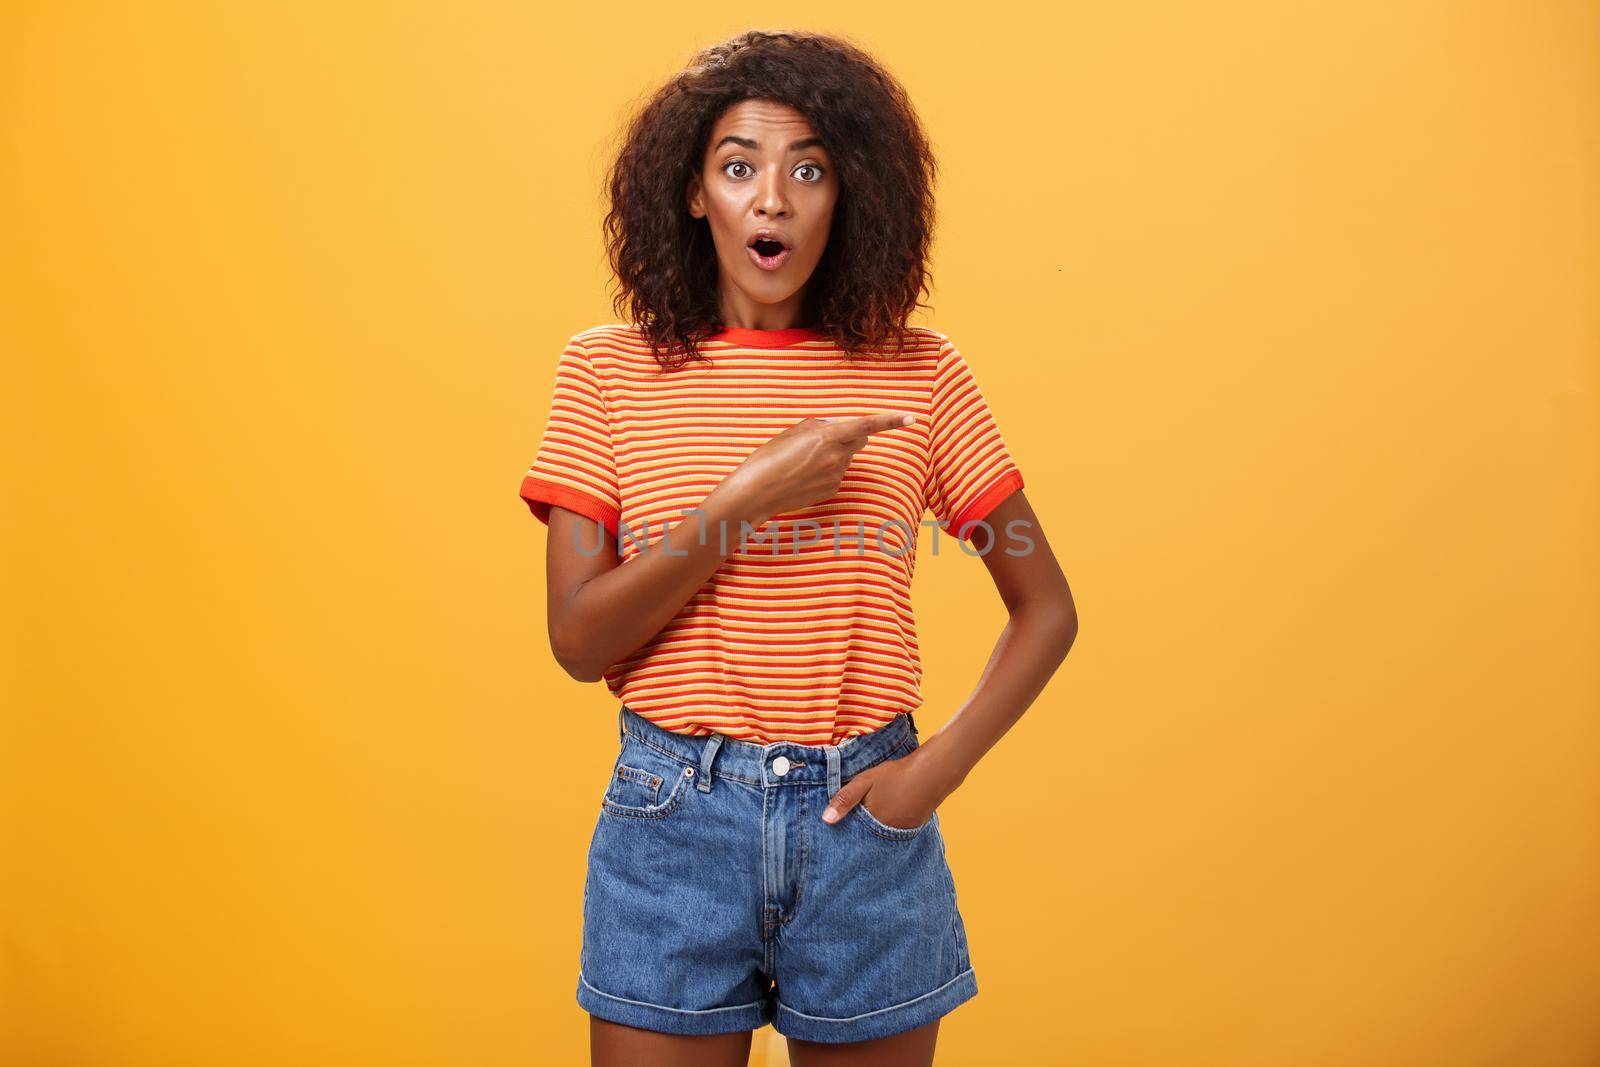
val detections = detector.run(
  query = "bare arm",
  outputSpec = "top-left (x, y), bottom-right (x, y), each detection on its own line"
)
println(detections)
top-left (543, 410), bottom-right (919, 682)
top-left (819, 488), bottom-right (1079, 826)
top-left (544, 479), bottom-right (761, 681)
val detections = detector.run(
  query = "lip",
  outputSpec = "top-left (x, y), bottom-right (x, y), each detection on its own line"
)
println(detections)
top-left (747, 243), bottom-right (792, 271)
top-left (746, 228), bottom-right (794, 272)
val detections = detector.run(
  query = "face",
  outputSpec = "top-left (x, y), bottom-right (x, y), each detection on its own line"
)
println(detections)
top-left (685, 99), bottom-right (840, 329)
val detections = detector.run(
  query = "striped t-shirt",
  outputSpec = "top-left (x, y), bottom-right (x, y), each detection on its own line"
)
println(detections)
top-left (518, 323), bottom-right (1024, 746)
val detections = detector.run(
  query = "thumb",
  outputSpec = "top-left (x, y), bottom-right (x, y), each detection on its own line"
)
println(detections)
top-left (822, 776), bottom-right (872, 824)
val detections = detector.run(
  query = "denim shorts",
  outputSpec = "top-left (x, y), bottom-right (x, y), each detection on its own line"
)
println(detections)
top-left (577, 704), bottom-right (978, 1043)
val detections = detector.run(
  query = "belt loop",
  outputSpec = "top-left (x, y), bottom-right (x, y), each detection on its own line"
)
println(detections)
top-left (697, 733), bottom-right (724, 793)
top-left (825, 744), bottom-right (842, 798)
top-left (906, 711), bottom-right (919, 737)
top-left (618, 705), bottom-right (627, 743)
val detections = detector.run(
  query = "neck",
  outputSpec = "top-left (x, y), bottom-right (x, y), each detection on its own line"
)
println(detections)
top-left (717, 286), bottom-right (808, 331)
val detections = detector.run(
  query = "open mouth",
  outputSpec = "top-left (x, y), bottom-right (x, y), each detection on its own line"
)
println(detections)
top-left (747, 235), bottom-right (791, 271)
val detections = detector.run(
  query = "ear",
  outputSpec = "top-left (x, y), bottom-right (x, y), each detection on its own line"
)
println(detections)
top-left (685, 173), bottom-right (704, 218)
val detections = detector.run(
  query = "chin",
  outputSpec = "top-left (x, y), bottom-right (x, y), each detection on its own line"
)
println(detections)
top-left (736, 276), bottom-right (804, 303)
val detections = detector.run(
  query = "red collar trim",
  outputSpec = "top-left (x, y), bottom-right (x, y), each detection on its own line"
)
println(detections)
top-left (706, 326), bottom-right (829, 348)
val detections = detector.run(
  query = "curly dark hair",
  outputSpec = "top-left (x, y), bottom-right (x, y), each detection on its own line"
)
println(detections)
top-left (601, 29), bottom-right (939, 369)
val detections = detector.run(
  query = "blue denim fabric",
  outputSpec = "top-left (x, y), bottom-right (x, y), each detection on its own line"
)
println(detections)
top-left (577, 704), bottom-right (978, 1043)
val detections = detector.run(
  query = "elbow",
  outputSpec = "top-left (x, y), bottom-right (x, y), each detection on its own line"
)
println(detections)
top-left (1044, 587), bottom-right (1079, 659)
top-left (550, 627), bottom-right (608, 683)
top-left (561, 658), bottom-right (608, 684)
top-left (556, 652), bottom-right (608, 684)
top-left (1059, 608), bottom-right (1078, 657)
top-left (1014, 592), bottom-right (1077, 662)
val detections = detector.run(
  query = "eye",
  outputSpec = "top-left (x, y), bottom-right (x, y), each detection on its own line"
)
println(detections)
top-left (794, 163), bottom-right (825, 182)
top-left (722, 160), bottom-right (753, 180)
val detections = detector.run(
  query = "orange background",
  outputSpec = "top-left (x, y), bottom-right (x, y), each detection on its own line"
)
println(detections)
top-left (4, 3), bottom-right (1597, 1064)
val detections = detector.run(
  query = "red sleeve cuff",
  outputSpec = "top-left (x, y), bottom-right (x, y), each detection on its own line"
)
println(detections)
top-left (519, 474), bottom-right (622, 541)
top-left (947, 468), bottom-right (1025, 542)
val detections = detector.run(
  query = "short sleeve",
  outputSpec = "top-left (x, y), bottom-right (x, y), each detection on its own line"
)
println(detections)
top-left (926, 336), bottom-right (1025, 542)
top-left (518, 334), bottom-right (622, 538)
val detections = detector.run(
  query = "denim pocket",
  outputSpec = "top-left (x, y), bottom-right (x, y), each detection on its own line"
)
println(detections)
top-left (601, 738), bottom-right (696, 820)
top-left (854, 799), bottom-right (935, 840)
top-left (848, 737), bottom-right (935, 841)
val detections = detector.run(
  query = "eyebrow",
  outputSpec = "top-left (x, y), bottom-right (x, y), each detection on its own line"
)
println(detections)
top-left (713, 135), bottom-right (827, 154)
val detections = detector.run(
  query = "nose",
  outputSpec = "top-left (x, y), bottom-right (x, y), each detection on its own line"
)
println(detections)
top-left (754, 169), bottom-right (789, 219)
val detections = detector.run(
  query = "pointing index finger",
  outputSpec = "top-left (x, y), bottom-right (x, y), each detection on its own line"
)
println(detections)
top-left (825, 411), bottom-right (920, 439)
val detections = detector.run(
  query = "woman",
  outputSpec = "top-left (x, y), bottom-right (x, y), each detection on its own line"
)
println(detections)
top-left (518, 29), bottom-right (1078, 1067)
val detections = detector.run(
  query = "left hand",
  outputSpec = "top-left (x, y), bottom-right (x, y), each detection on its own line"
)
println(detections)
top-left (821, 747), bottom-right (948, 830)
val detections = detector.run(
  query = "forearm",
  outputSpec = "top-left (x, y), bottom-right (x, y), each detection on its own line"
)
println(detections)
top-left (554, 479), bottom-right (770, 681)
top-left (913, 595), bottom-right (1078, 796)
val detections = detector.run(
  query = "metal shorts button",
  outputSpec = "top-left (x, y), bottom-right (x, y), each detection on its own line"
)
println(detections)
top-left (772, 755), bottom-right (790, 776)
